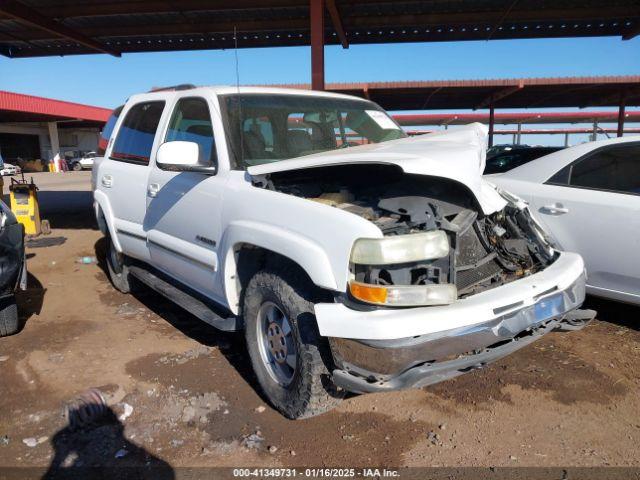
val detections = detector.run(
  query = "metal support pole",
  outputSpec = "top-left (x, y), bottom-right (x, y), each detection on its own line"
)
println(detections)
top-left (310, 0), bottom-right (325, 91)
top-left (512, 133), bottom-right (516, 143)
top-left (617, 95), bottom-right (626, 137)
top-left (591, 121), bottom-right (598, 142)
top-left (488, 104), bottom-right (495, 148)
top-left (564, 132), bottom-right (569, 147)
top-left (516, 123), bottom-right (522, 145)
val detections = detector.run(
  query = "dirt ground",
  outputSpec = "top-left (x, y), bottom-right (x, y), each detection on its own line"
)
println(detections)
top-left (0, 172), bottom-right (639, 475)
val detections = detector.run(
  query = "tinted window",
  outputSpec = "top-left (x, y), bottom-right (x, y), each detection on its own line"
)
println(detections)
top-left (98, 106), bottom-right (122, 156)
top-left (570, 144), bottom-right (640, 194)
top-left (111, 102), bottom-right (165, 164)
top-left (548, 164), bottom-right (571, 185)
top-left (165, 97), bottom-right (215, 165)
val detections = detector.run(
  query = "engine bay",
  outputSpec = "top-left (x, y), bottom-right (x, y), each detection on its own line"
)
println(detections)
top-left (255, 164), bottom-right (556, 298)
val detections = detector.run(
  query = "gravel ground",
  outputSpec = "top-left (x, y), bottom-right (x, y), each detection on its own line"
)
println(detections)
top-left (0, 172), bottom-right (639, 476)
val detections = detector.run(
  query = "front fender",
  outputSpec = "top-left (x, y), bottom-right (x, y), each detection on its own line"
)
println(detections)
top-left (220, 220), bottom-right (338, 315)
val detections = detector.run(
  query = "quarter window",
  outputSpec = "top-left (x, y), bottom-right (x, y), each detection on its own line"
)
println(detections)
top-left (165, 97), bottom-right (216, 165)
top-left (111, 101), bottom-right (165, 165)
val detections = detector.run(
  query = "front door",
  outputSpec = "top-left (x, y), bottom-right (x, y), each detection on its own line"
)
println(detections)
top-left (144, 96), bottom-right (226, 303)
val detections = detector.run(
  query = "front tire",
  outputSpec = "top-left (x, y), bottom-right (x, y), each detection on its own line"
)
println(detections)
top-left (243, 266), bottom-right (343, 419)
top-left (0, 297), bottom-right (19, 337)
top-left (72, 162), bottom-right (82, 171)
top-left (106, 235), bottom-right (132, 294)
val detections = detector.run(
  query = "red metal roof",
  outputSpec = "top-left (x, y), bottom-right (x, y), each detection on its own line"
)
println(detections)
top-left (270, 76), bottom-right (640, 109)
top-left (0, 90), bottom-right (111, 122)
top-left (392, 110), bottom-right (640, 126)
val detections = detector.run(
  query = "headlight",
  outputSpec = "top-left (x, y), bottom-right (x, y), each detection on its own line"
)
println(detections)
top-left (349, 281), bottom-right (457, 307)
top-left (350, 231), bottom-right (449, 265)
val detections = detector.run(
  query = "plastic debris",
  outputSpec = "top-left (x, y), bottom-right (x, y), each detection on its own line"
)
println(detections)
top-left (75, 256), bottom-right (97, 264)
top-left (118, 403), bottom-right (133, 422)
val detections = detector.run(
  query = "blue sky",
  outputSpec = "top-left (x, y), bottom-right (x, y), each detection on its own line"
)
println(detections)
top-left (1, 36), bottom-right (639, 145)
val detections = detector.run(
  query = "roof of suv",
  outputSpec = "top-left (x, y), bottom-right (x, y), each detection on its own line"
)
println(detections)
top-left (130, 85), bottom-right (371, 103)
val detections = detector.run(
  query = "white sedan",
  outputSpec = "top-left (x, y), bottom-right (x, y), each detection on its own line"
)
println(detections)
top-left (0, 163), bottom-right (21, 176)
top-left (488, 136), bottom-right (640, 305)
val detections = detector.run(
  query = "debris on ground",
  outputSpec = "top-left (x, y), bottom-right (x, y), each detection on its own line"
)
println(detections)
top-left (427, 431), bottom-right (443, 446)
top-left (75, 256), bottom-right (97, 264)
top-left (25, 236), bottom-right (67, 248)
top-left (181, 392), bottom-right (224, 423)
top-left (118, 402), bottom-right (133, 422)
top-left (0, 356), bottom-right (9, 362)
top-left (0, 436), bottom-right (9, 446)
top-left (254, 406), bottom-right (266, 413)
top-left (116, 303), bottom-right (138, 316)
top-left (268, 445), bottom-right (278, 454)
top-left (242, 432), bottom-right (264, 450)
top-left (114, 449), bottom-right (128, 459)
top-left (22, 437), bottom-right (47, 448)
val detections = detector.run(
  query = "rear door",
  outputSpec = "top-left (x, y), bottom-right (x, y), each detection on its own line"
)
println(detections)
top-left (526, 142), bottom-right (640, 302)
top-left (98, 100), bottom-right (166, 261)
top-left (144, 95), bottom-right (226, 302)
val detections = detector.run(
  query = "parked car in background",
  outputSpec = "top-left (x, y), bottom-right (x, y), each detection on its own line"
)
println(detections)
top-left (94, 86), bottom-right (592, 418)
top-left (488, 137), bottom-right (640, 305)
top-left (68, 151), bottom-right (98, 171)
top-left (0, 162), bottom-right (21, 176)
top-left (0, 200), bottom-right (26, 336)
top-left (485, 146), bottom-right (564, 174)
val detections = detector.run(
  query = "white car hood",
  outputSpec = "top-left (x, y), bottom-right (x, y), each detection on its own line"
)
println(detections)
top-left (248, 123), bottom-right (507, 214)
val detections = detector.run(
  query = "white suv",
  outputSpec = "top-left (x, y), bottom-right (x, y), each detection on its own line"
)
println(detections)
top-left (94, 85), bottom-right (592, 419)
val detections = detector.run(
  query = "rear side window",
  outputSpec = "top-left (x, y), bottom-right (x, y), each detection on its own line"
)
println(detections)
top-left (546, 143), bottom-right (640, 195)
top-left (570, 145), bottom-right (640, 194)
top-left (98, 105), bottom-right (122, 156)
top-left (165, 97), bottom-right (216, 165)
top-left (111, 101), bottom-right (165, 165)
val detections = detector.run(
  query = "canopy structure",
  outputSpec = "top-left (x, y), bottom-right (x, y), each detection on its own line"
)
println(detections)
top-left (0, 0), bottom-right (638, 91)
top-left (273, 76), bottom-right (640, 144)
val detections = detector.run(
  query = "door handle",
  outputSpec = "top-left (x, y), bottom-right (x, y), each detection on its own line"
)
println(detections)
top-left (541, 203), bottom-right (569, 215)
top-left (101, 174), bottom-right (113, 188)
top-left (148, 183), bottom-right (160, 198)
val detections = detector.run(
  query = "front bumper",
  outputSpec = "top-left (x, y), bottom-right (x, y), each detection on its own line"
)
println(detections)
top-left (322, 252), bottom-right (589, 393)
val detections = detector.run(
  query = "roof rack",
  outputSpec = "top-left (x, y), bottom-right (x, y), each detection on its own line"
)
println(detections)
top-left (148, 84), bottom-right (196, 92)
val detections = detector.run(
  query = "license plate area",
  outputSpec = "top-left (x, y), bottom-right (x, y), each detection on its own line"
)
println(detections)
top-left (534, 293), bottom-right (564, 322)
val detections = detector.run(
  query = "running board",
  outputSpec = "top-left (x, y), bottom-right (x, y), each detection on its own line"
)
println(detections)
top-left (128, 264), bottom-right (240, 332)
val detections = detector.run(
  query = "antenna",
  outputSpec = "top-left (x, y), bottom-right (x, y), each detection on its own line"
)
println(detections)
top-left (234, 26), bottom-right (245, 166)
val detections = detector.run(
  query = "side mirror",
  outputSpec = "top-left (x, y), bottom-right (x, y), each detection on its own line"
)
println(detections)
top-left (156, 141), bottom-right (214, 172)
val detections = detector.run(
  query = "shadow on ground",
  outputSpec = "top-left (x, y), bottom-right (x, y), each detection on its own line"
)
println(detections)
top-left (585, 295), bottom-right (640, 331)
top-left (15, 271), bottom-right (46, 334)
top-left (93, 237), bottom-right (264, 401)
top-left (42, 405), bottom-right (174, 480)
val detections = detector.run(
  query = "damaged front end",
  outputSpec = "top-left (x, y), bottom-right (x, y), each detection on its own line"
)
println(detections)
top-left (254, 163), bottom-right (556, 307)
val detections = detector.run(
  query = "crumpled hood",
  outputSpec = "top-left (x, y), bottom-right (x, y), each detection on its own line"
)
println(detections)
top-left (248, 123), bottom-right (507, 214)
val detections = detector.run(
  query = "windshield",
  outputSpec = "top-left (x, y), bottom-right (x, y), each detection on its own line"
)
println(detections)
top-left (221, 93), bottom-right (406, 169)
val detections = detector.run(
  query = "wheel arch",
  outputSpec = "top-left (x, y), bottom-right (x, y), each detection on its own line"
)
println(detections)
top-left (220, 222), bottom-right (339, 315)
top-left (93, 191), bottom-right (121, 252)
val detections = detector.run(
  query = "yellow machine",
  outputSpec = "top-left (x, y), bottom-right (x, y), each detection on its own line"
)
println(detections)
top-left (9, 175), bottom-right (50, 237)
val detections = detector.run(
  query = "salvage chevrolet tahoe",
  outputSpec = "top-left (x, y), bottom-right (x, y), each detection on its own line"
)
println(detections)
top-left (94, 86), bottom-right (593, 419)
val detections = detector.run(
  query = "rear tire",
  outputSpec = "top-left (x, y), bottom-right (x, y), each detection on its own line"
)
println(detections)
top-left (72, 162), bottom-right (82, 171)
top-left (243, 265), bottom-right (343, 419)
top-left (0, 297), bottom-right (19, 337)
top-left (106, 234), bottom-right (132, 294)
